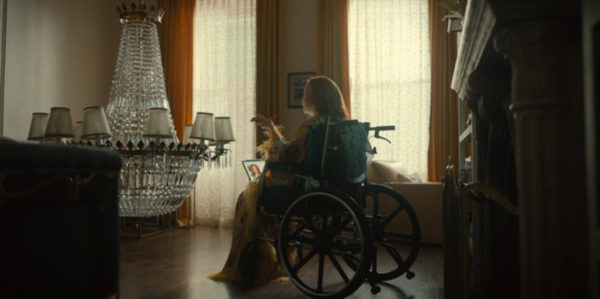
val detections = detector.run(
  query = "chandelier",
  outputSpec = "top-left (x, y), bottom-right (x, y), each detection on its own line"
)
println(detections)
top-left (25, 1), bottom-right (234, 218)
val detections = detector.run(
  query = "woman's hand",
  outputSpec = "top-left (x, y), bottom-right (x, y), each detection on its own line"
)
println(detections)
top-left (252, 114), bottom-right (285, 144)
top-left (251, 115), bottom-right (275, 130)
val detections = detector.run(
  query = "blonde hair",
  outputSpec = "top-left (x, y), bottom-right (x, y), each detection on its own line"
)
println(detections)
top-left (305, 76), bottom-right (349, 119)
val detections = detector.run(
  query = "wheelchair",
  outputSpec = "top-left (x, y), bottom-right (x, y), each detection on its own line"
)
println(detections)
top-left (257, 118), bottom-right (421, 298)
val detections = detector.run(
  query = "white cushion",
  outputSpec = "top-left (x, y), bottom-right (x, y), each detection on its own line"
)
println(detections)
top-left (368, 160), bottom-right (411, 183)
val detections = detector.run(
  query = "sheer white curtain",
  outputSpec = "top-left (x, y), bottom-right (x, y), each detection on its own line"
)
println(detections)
top-left (193, 0), bottom-right (256, 226)
top-left (348, 0), bottom-right (430, 180)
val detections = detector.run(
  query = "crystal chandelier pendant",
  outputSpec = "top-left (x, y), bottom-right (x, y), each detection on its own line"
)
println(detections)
top-left (106, 2), bottom-right (202, 217)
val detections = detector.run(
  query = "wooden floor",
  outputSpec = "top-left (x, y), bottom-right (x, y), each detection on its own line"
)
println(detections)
top-left (120, 226), bottom-right (443, 299)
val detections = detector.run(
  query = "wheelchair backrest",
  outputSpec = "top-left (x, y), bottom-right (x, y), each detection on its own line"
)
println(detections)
top-left (306, 118), bottom-right (369, 187)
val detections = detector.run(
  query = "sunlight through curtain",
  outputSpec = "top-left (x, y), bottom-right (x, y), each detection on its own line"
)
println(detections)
top-left (348, 0), bottom-right (430, 180)
top-left (193, 0), bottom-right (256, 226)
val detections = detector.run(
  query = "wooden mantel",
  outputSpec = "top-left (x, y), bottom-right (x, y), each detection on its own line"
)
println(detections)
top-left (449, 0), bottom-right (589, 298)
top-left (450, 0), bottom-right (495, 101)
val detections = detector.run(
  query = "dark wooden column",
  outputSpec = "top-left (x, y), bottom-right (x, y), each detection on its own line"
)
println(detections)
top-left (583, 0), bottom-right (600, 297)
top-left (465, 63), bottom-right (519, 299)
top-left (494, 20), bottom-right (588, 299)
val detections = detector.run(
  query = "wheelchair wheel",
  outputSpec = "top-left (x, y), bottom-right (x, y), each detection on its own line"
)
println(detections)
top-left (278, 188), bottom-right (372, 298)
top-left (351, 183), bottom-right (421, 281)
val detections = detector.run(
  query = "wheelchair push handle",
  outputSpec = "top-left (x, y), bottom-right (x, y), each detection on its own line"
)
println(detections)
top-left (368, 125), bottom-right (395, 144)
top-left (369, 125), bottom-right (395, 132)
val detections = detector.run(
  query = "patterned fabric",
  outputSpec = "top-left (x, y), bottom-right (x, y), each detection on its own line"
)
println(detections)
top-left (348, 0), bottom-right (431, 180)
top-left (192, 0), bottom-right (257, 227)
top-left (208, 181), bottom-right (285, 285)
top-left (209, 116), bottom-right (319, 285)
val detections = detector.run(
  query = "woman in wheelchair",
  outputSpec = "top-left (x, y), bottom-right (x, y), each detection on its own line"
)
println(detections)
top-left (209, 76), bottom-right (349, 285)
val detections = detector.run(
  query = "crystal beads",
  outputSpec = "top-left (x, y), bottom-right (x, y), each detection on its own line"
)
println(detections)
top-left (105, 19), bottom-right (200, 217)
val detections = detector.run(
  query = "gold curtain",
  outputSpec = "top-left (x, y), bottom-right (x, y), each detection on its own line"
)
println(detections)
top-left (158, 0), bottom-right (196, 225)
top-left (316, 0), bottom-right (351, 116)
top-left (427, 0), bottom-right (458, 182)
top-left (256, 0), bottom-right (283, 146)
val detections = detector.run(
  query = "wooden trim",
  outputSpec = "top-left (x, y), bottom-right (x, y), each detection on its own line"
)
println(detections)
top-left (459, 124), bottom-right (471, 143)
top-left (450, 0), bottom-right (495, 101)
top-left (0, 0), bottom-right (6, 136)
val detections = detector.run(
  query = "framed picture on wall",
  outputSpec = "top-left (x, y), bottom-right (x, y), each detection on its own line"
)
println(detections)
top-left (288, 72), bottom-right (315, 108)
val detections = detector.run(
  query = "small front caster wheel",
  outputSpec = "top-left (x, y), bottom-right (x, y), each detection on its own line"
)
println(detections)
top-left (370, 286), bottom-right (381, 294)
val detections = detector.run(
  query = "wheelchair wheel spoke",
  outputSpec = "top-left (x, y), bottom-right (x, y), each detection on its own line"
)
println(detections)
top-left (292, 248), bottom-right (317, 274)
top-left (383, 243), bottom-right (408, 270)
top-left (288, 235), bottom-right (315, 246)
top-left (371, 192), bottom-right (380, 218)
top-left (317, 253), bottom-right (325, 292)
top-left (328, 253), bottom-right (350, 283)
top-left (331, 236), bottom-right (361, 253)
top-left (342, 253), bottom-right (360, 269)
top-left (382, 205), bottom-right (403, 227)
top-left (297, 244), bottom-right (304, 260)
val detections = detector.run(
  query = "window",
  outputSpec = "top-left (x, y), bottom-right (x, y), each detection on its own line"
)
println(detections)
top-left (193, 0), bottom-right (256, 226)
top-left (348, 0), bottom-right (430, 180)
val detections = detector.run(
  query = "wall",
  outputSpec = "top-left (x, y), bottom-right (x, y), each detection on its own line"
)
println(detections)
top-left (1, 0), bottom-right (316, 141)
top-left (281, 0), bottom-right (317, 140)
top-left (2, 0), bottom-right (120, 140)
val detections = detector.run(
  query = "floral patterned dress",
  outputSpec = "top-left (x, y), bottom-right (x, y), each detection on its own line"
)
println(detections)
top-left (209, 116), bottom-right (320, 285)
